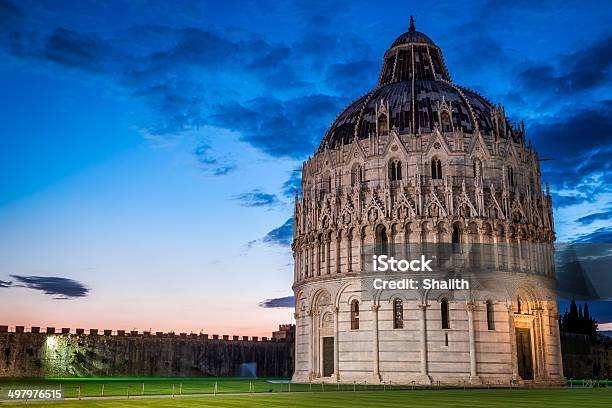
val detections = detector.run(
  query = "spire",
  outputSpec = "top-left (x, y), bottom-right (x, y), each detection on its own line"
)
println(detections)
top-left (409, 15), bottom-right (416, 32)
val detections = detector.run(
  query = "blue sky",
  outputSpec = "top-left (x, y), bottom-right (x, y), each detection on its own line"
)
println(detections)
top-left (0, 0), bottom-right (611, 334)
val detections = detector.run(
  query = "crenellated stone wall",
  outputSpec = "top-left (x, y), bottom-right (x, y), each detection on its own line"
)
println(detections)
top-left (0, 326), bottom-right (294, 378)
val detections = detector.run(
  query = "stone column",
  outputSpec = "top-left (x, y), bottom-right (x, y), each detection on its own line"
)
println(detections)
top-left (534, 309), bottom-right (546, 379)
top-left (539, 308), bottom-right (549, 379)
top-left (316, 241), bottom-right (321, 276)
top-left (417, 304), bottom-right (432, 384)
top-left (335, 234), bottom-right (341, 274)
top-left (507, 305), bottom-right (519, 380)
top-left (314, 311), bottom-right (320, 377)
top-left (308, 310), bottom-right (314, 380)
top-left (553, 309), bottom-right (564, 378)
top-left (347, 234), bottom-right (353, 272)
top-left (334, 306), bottom-right (340, 381)
top-left (467, 302), bottom-right (481, 384)
top-left (294, 312), bottom-right (300, 378)
top-left (371, 304), bottom-right (381, 382)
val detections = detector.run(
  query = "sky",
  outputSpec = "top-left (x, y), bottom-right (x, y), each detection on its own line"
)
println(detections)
top-left (0, 0), bottom-right (611, 335)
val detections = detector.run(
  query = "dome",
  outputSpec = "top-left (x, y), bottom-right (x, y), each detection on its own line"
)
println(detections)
top-left (390, 17), bottom-right (436, 47)
top-left (319, 17), bottom-right (519, 151)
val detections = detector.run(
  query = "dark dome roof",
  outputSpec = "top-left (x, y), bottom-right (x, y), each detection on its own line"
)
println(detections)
top-left (320, 81), bottom-right (496, 150)
top-left (391, 30), bottom-right (436, 47)
top-left (319, 17), bottom-right (518, 151)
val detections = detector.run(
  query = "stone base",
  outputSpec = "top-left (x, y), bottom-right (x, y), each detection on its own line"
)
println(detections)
top-left (469, 375), bottom-right (482, 385)
top-left (415, 374), bottom-right (433, 385)
top-left (291, 373), bottom-right (309, 383)
top-left (366, 373), bottom-right (382, 384)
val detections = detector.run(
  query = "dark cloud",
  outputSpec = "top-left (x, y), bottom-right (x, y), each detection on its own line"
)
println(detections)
top-left (44, 27), bottom-right (113, 72)
top-left (293, 31), bottom-right (373, 63)
top-left (210, 94), bottom-right (345, 158)
top-left (10, 275), bottom-right (89, 299)
top-left (282, 171), bottom-right (302, 198)
top-left (576, 209), bottom-right (612, 226)
top-left (259, 295), bottom-right (294, 308)
top-left (551, 194), bottom-right (589, 209)
top-left (573, 228), bottom-right (612, 244)
top-left (0, 0), bottom-right (21, 21)
top-left (0, 2), bottom-right (353, 162)
top-left (529, 102), bottom-right (612, 205)
top-left (0, 279), bottom-right (12, 288)
top-left (234, 189), bottom-right (279, 208)
top-left (262, 218), bottom-right (293, 247)
top-left (518, 35), bottom-right (612, 98)
top-left (194, 144), bottom-right (237, 176)
top-left (212, 165), bottom-right (236, 176)
top-left (325, 59), bottom-right (378, 95)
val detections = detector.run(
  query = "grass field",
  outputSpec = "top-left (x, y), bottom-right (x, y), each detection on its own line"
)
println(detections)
top-left (1, 378), bottom-right (611, 407)
top-left (1, 389), bottom-right (611, 407)
top-left (0, 377), bottom-right (405, 397)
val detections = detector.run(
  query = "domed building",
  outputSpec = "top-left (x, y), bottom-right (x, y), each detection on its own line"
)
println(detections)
top-left (291, 18), bottom-right (564, 385)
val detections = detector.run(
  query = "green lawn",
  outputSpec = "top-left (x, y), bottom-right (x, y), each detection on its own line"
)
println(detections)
top-left (0, 377), bottom-right (439, 398)
top-left (1, 389), bottom-right (611, 407)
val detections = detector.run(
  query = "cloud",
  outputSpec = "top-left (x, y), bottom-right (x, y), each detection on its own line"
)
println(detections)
top-left (44, 27), bottom-right (113, 72)
top-left (234, 189), bottom-right (279, 208)
top-left (209, 94), bottom-right (345, 159)
top-left (0, 279), bottom-right (12, 288)
top-left (529, 101), bottom-right (612, 207)
top-left (10, 275), bottom-right (89, 299)
top-left (576, 209), bottom-right (612, 225)
top-left (0, 1), bottom-right (354, 163)
top-left (262, 218), bottom-right (293, 247)
top-left (572, 228), bottom-right (612, 244)
top-left (282, 171), bottom-right (302, 198)
top-left (259, 295), bottom-right (294, 308)
top-left (325, 59), bottom-right (378, 94)
top-left (194, 144), bottom-right (237, 176)
top-left (517, 35), bottom-right (612, 100)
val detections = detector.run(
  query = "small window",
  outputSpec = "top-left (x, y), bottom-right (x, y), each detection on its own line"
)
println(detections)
top-left (350, 300), bottom-right (360, 330)
top-left (376, 225), bottom-right (389, 255)
top-left (378, 114), bottom-right (389, 136)
top-left (452, 225), bottom-right (460, 244)
top-left (486, 300), bottom-right (495, 330)
top-left (507, 166), bottom-right (515, 186)
top-left (431, 158), bottom-right (443, 180)
top-left (389, 160), bottom-right (402, 181)
top-left (441, 111), bottom-right (452, 132)
top-left (441, 298), bottom-right (450, 329)
top-left (393, 298), bottom-right (404, 329)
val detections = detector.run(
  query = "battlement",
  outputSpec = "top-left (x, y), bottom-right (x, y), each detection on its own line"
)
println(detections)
top-left (0, 325), bottom-right (284, 342)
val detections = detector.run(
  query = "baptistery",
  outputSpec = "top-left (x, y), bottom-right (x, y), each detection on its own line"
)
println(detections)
top-left (291, 18), bottom-right (563, 385)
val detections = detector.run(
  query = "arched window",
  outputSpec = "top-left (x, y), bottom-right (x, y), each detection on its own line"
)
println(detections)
top-left (322, 172), bottom-right (332, 194)
top-left (431, 158), bottom-right (443, 180)
top-left (441, 298), bottom-right (450, 329)
top-left (389, 160), bottom-right (402, 181)
top-left (378, 113), bottom-right (388, 136)
top-left (452, 225), bottom-right (460, 244)
top-left (486, 300), bottom-right (495, 330)
top-left (393, 298), bottom-right (404, 329)
top-left (473, 159), bottom-right (482, 179)
top-left (440, 111), bottom-right (452, 132)
top-left (376, 225), bottom-right (388, 255)
top-left (350, 299), bottom-right (360, 330)
top-left (507, 166), bottom-right (515, 186)
top-left (351, 164), bottom-right (363, 186)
